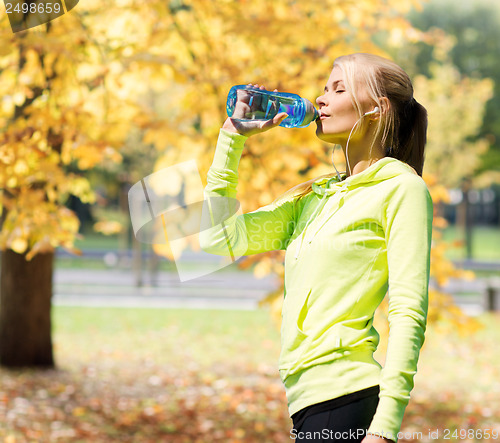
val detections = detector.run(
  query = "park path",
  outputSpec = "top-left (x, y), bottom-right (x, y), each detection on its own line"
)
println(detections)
top-left (53, 267), bottom-right (281, 310)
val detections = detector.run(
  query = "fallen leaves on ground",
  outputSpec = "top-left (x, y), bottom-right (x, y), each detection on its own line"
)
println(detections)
top-left (0, 312), bottom-right (499, 442)
top-left (0, 357), bottom-right (291, 443)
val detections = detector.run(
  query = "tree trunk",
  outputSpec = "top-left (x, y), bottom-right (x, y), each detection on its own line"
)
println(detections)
top-left (464, 184), bottom-right (473, 260)
top-left (457, 178), bottom-right (474, 260)
top-left (0, 249), bottom-right (54, 368)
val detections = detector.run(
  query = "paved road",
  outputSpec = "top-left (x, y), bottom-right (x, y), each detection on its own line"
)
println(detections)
top-left (53, 267), bottom-right (281, 310)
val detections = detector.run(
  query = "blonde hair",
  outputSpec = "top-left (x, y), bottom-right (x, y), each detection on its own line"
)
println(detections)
top-left (277, 53), bottom-right (428, 204)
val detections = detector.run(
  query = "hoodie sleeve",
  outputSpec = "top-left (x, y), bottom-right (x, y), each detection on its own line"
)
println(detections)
top-left (366, 175), bottom-right (433, 443)
top-left (199, 128), bottom-right (296, 256)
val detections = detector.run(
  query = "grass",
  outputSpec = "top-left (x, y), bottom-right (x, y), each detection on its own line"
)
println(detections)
top-left (1, 306), bottom-right (500, 442)
top-left (73, 230), bottom-right (122, 250)
top-left (441, 225), bottom-right (500, 261)
top-left (52, 306), bottom-right (281, 369)
top-left (58, 232), bottom-right (257, 273)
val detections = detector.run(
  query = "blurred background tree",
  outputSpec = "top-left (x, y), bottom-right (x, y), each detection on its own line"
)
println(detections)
top-left (0, 0), bottom-right (158, 366)
top-left (406, 0), bottom-right (500, 176)
top-left (383, 0), bottom-right (500, 260)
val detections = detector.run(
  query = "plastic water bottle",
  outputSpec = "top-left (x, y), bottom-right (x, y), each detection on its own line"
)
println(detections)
top-left (226, 85), bottom-right (319, 128)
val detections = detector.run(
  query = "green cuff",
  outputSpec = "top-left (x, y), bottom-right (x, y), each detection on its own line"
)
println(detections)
top-left (366, 395), bottom-right (407, 443)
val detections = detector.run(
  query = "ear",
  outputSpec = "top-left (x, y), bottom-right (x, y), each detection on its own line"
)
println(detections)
top-left (369, 97), bottom-right (391, 121)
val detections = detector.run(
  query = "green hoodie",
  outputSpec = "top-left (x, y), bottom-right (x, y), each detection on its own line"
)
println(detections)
top-left (200, 129), bottom-right (433, 442)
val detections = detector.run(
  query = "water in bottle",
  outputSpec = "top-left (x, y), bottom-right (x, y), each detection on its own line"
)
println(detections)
top-left (226, 85), bottom-right (319, 128)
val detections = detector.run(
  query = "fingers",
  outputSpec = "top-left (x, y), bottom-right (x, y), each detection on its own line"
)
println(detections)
top-left (274, 112), bottom-right (288, 124)
top-left (261, 112), bottom-right (288, 131)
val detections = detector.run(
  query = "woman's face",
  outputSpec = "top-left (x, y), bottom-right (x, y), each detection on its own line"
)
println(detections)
top-left (315, 65), bottom-right (371, 145)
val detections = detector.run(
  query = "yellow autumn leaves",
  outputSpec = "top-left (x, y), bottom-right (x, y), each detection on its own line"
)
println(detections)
top-left (0, 192), bottom-right (80, 260)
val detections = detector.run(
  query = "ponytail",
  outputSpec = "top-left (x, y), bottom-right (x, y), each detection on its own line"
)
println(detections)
top-left (386, 98), bottom-right (428, 177)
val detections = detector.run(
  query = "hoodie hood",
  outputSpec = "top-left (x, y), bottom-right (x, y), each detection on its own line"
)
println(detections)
top-left (294, 157), bottom-right (418, 259)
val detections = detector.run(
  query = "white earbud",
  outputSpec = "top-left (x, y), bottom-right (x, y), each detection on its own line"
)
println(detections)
top-left (364, 107), bottom-right (380, 116)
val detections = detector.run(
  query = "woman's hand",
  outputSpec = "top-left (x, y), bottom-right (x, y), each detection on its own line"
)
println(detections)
top-left (361, 434), bottom-right (395, 443)
top-left (222, 84), bottom-right (288, 137)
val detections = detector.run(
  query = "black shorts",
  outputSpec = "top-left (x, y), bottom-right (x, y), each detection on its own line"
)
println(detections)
top-left (291, 385), bottom-right (380, 442)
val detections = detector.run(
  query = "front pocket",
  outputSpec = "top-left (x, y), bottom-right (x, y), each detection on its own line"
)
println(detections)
top-left (295, 288), bottom-right (311, 335)
top-left (279, 288), bottom-right (311, 370)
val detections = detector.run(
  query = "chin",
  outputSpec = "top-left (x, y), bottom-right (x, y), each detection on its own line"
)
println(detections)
top-left (315, 124), bottom-right (328, 141)
top-left (315, 122), bottom-right (341, 144)
top-left (316, 129), bottom-right (341, 145)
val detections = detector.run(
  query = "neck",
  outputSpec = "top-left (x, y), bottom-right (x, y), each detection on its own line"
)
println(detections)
top-left (345, 156), bottom-right (382, 178)
top-left (340, 125), bottom-right (385, 178)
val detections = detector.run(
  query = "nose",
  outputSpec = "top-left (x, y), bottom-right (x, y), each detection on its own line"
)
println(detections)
top-left (316, 94), bottom-right (326, 107)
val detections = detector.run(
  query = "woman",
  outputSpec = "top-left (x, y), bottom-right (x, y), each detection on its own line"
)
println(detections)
top-left (200, 53), bottom-right (433, 443)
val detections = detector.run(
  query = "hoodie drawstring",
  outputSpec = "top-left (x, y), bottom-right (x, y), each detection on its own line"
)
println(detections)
top-left (294, 192), bottom-right (329, 260)
top-left (294, 182), bottom-right (349, 260)
top-left (306, 184), bottom-right (349, 244)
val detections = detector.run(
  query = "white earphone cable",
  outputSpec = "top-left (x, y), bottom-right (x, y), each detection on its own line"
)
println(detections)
top-left (345, 117), bottom-right (363, 178)
top-left (331, 114), bottom-right (364, 179)
top-left (331, 148), bottom-right (343, 182)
